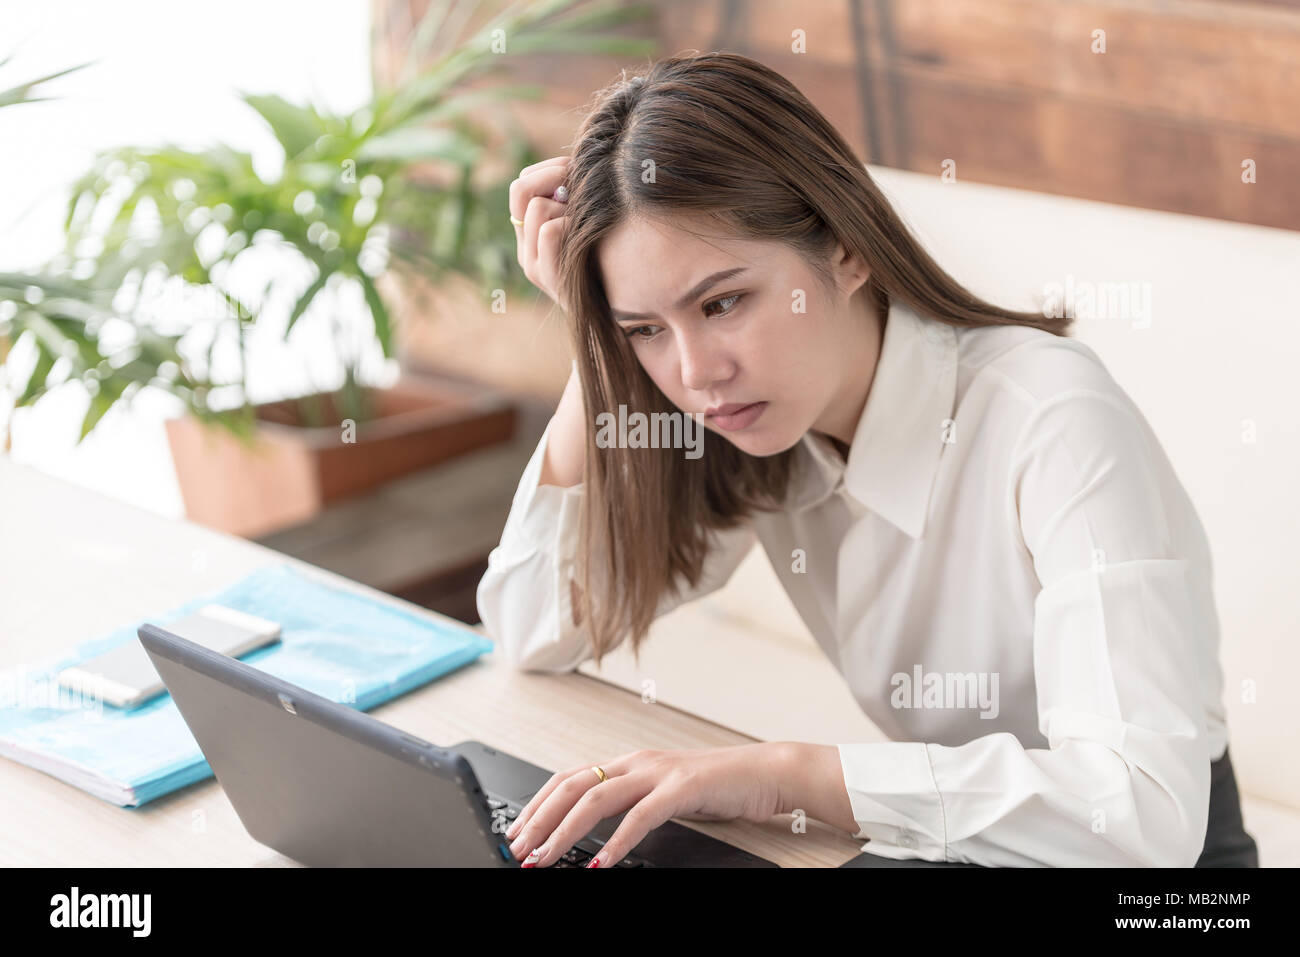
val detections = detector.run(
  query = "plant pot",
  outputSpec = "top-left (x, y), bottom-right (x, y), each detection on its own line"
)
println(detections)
top-left (164, 374), bottom-right (517, 538)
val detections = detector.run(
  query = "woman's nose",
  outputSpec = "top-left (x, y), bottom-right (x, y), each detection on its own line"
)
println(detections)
top-left (677, 329), bottom-right (734, 393)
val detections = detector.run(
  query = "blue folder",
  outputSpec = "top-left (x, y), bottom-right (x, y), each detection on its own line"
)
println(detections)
top-left (0, 562), bottom-right (494, 807)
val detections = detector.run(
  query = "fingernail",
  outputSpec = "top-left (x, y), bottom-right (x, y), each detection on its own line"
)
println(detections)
top-left (586, 855), bottom-right (602, 869)
top-left (522, 847), bottom-right (543, 868)
top-left (509, 834), bottom-right (525, 855)
top-left (506, 820), bottom-right (520, 840)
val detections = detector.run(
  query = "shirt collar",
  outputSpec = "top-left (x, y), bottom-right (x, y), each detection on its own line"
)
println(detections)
top-left (790, 297), bottom-right (958, 539)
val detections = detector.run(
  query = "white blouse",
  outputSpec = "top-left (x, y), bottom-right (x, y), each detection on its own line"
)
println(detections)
top-left (476, 297), bottom-right (1227, 867)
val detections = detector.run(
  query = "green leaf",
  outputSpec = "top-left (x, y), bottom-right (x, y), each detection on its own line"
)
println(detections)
top-left (0, 59), bottom-right (96, 109)
top-left (357, 272), bottom-right (392, 358)
top-left (77, 381), bottom-right (120, 442)
top-left (17, 310), bottom-right (76, 362)
top-left (0, 92), bottom-right (51, 108)
top-left (46, 314), bottom-right (106, 369)
top-left (242, 92), bottom-right (326, 160)
top-left (285, 269), bottom-right (329, 339)
top-left (0, 271), bottom-right (103, 300)
top-left (16, 341), bottom-right (56, 405)
top-left (356, 126), bottom-right (480, 166)
top-left (401, 0), bottom-right (458, 80)
top-left (293, 159), bottom-right (346, 190)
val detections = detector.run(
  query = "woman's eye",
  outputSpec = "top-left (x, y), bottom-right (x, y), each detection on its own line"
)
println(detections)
top-left (624, 294), bottom-right (744, 343)
top-left (703, 293), bottom-right (743, 318)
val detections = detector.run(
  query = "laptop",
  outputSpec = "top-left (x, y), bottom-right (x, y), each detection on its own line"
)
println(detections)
top-left (137, 622), bottom-right (778, 867)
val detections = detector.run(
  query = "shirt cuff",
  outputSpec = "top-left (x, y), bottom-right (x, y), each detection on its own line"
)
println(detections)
top-left (837, 742), bottom-right (948, 861)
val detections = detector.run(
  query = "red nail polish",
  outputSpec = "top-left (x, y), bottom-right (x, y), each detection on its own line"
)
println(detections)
top-left (586, 857), bottom-right (601, 868)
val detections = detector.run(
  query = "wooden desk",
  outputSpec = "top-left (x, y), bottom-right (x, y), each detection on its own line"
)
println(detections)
top-left (0, 456), bottom-right (859, 867)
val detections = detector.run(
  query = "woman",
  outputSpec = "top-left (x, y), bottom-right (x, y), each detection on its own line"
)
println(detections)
top-left (477, 52), bottom-right (1259, 869)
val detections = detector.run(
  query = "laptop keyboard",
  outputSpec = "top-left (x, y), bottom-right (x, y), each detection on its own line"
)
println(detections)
top-left (484, 792), bottom-right (654, 867)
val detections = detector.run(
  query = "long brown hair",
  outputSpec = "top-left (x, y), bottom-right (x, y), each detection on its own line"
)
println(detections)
top-left (552, 51), bottom-right (1073, 667)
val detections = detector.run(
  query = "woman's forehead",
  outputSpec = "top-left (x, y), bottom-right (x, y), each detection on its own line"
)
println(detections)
top-left (598, 218), bottom-right (784, 292)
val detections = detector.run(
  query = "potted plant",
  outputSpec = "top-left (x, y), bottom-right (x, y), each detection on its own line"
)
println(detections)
top-left (0, 0), bottom-right (655, 537)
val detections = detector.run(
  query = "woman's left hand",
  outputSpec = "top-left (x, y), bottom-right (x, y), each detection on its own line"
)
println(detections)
top-left (504, 743), bottom-right (790, 867)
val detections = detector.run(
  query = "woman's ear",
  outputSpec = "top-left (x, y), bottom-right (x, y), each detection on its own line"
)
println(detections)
top-left (830, 241), bottom-right (872, 298)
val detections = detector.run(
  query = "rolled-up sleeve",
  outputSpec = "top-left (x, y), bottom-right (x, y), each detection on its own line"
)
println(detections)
top-left (476, 416), bottom-right (591, 673)
top-left (837, 389), bottom-right (1212, 866)
top-left (477, 417), bottom-right (759, 674)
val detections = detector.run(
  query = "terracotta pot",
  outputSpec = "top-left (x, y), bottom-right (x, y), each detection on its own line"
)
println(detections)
top-left (164, 374), bottom-right (517, 538)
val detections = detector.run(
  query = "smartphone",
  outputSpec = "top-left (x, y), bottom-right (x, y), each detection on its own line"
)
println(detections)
top-left (58, 604), bottom-right (281, 709)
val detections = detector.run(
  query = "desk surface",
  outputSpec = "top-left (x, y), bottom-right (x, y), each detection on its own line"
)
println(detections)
top-left (0, 456), bottom-right (860, 867)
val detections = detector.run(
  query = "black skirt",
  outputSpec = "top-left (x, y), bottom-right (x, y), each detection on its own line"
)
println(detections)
top-left (1195, 746), bottom-right (1260, 867)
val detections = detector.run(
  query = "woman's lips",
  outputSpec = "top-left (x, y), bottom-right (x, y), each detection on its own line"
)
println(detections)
top-left (707, 401), bottom-right (768, 431)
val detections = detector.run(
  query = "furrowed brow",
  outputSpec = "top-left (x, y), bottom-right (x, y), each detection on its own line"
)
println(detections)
top-left (610, 267), bottom-right (749, 322)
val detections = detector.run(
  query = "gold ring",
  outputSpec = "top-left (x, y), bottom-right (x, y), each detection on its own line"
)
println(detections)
top-left (509, 214), bottom-right (525, 228)
top-left (590, 765), bottom-right (608, 784)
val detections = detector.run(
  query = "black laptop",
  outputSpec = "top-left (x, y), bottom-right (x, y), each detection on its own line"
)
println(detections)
top-left (137, 622), bottom-right (778, 867)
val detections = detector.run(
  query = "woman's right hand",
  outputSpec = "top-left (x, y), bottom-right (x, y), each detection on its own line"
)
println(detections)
top-left (511, 157), bottom-right (583, 489)
top-left (509, 155), bottom-right (570, 309)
